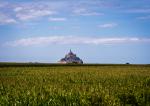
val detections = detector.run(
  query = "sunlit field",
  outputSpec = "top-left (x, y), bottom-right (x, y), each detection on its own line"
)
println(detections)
top-left (0, 64), bottom-right (150, 106)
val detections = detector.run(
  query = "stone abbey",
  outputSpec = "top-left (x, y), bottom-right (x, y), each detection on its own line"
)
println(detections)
top-left (58, 50), bottom-right (83, 64)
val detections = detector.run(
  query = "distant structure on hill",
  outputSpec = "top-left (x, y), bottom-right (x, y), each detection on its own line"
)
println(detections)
top-left (58, 50), bottom-right (83, 64)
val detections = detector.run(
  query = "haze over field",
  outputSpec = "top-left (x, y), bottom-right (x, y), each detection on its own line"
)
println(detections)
top-left (0, 0), bottom-right (150, 63)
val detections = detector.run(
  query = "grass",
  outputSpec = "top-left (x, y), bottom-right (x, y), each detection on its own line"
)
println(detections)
top-left (0, 64), bottom-right (150, 106)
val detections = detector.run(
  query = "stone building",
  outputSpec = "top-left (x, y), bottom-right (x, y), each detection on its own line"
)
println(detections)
top-left (58, 50), bottom-right (83, 64)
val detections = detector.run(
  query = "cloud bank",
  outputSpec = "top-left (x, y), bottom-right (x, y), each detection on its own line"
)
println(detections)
top-left (5, 36), bottom-right (150, 47)
top-left (0, 0), bottom-right (150, 25)
top-left (49, 17), bottom-right (67, 21)
top-left (98, 23), bottom-right (118, 28)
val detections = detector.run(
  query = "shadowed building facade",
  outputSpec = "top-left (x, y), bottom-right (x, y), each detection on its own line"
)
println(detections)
top-left (58, 50), bottom-right (83, 64)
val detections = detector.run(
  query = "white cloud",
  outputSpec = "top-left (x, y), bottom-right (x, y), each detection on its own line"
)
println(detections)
top-left (73, 8), bottom-right (103, 16)
top-left (0, 0), bottom-right (106, 24)
top-left (49, 17), bottom-right (67, 21)
top-left (0, 1), bottom-right (57, 22)
top-left (14, 7), bottom-right (23, 12)
top-left (81, 12), bottom-right (103, 16)
top-left (98, 23), bottom-right (117, 28)
top-left (0, 1), bottom-right (101, 25)
top-left (16, 9), bottom-right (55, 21)
top-left (5, 36), bottom-right (150, 47)
top-left (0, 13), bottom-right (16, 24)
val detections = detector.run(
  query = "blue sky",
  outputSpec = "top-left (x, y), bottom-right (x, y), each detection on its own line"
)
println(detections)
top-left (0, 0), bottom-right (150, 64)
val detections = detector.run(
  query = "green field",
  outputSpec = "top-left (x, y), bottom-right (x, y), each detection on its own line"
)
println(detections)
top-left (0, 64), bottom-right (150, 106)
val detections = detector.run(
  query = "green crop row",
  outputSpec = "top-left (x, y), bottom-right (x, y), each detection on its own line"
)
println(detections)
top-left (0, 65), bottom-right (150, 106)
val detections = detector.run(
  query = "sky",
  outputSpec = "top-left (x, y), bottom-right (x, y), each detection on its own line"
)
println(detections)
top-left (0, 0), bottom-right (150, 64)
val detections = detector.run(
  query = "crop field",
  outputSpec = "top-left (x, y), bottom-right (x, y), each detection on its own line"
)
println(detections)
top-left (0, 63), bottom-right (150, 106)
